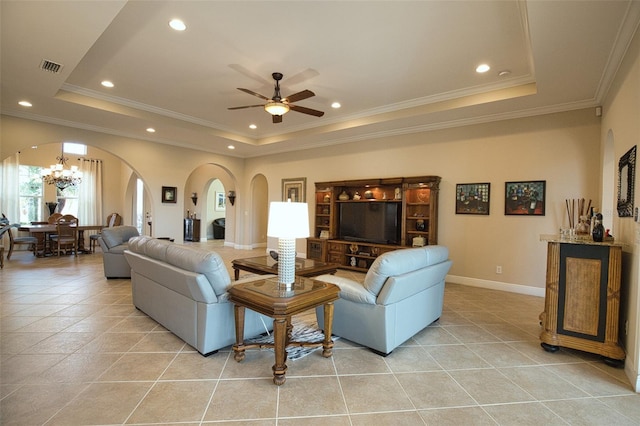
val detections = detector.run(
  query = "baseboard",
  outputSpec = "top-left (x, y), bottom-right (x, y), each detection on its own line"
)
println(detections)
top-left (625, 361), bottom-right (640, 392)
top-left (446, 274), bottom-right (545, 298)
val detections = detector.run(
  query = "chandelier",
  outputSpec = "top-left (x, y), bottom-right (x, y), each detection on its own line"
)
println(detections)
top-left (41, 147), bottom-right (83, 190)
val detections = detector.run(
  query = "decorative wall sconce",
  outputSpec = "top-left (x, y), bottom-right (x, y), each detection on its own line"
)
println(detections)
top-left (191, 192), bottom-right (198, 206)
top-left (227, 191), bottom-right (236, 206)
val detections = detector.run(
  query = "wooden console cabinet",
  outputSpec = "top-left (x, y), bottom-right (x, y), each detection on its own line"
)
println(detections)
top-left (184, 218), bottom-right (201, 242)
top-left (539, 238), bottom-right (625, 364)
top-left (308, 176), bottom-right (440, 271)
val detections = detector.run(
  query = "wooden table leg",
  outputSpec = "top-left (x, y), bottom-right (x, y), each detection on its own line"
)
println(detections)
top-left (232, 305), bottom-right (246, 362)
top-left (322, 302), bottom-right (335, 357)
top-left (272, 316), bottom-right (288, 385)
top-left (234, 267), bottom-right (240, 281)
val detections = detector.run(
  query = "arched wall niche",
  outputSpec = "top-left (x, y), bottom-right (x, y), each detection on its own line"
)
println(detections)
top-left (185, 163), bottom-right (235, 243)
top-left (250, 174), bottom-right (268, 249)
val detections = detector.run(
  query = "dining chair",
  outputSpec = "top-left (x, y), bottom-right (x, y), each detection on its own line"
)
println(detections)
top-left (50, 216), bottom-right (78, 256)
top-left (90, 212), bottom-right (122, 253)
top-left (6, 224), bottom-right (38, 259)
top-left (44, 213), bottom-right (64, 251)
top-left (0, 224), bottom-right (12, 268)
top-left (47, 213), bottom-right (63, 224)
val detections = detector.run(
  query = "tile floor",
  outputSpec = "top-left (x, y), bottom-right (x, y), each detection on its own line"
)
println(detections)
top-left (1, 241), bottom-right (639, 425)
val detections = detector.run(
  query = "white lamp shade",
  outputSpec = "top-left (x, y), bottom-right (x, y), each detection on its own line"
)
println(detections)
top-left (267, 201), bottom-right (309, 239)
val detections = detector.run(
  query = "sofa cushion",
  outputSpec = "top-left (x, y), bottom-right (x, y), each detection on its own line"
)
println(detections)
top-left (364, 245), bottom-right (449, 296)
top-left (101, 226), bottom-right (140, 249)
top-left (165, 244), bottom-right (231, 296)
top-left (127, 236), bottom-right (231, 296)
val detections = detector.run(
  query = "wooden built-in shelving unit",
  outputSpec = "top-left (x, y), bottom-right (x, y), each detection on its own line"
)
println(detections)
top-left (307, 176), bottom-right (440, 272)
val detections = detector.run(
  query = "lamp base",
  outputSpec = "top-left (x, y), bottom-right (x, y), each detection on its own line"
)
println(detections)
top-left (277, 238), bottom-right (296, 287)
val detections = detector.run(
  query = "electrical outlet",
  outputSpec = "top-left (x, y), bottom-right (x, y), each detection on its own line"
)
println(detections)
top-left (496, 266), bottom-right (502, 274)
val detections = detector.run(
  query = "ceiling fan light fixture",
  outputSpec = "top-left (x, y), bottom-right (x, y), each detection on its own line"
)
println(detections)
top-left (264, 101), bottom-right (290, 116)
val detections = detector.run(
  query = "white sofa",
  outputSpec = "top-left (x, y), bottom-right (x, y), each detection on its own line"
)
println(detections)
top-left (316, 245), bottom-right (452, 355)
top-left (124, 236), bottom-right (273, 356)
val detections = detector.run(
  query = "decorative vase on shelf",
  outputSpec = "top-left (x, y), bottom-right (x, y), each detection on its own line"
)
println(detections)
top-left (364, 190), bottom-right (374, 199)
top-left (338, 190), bottom-right (349, 201)
top-left (323, 193), bottom-right (331, 203)
top-left (416, 219), bottom-right (426, 231)
top-left (46, 202), bottom-right (58, 216)
top-left (592, 213), bottom-right (604, 242)
top-left (576, 216), bottom-right (590, 235)
top-left (350, 243), bottom-right (359, 254)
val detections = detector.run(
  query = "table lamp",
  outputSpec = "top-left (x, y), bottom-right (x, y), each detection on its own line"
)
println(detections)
top-left (267, 199), bottom-right (309, 289)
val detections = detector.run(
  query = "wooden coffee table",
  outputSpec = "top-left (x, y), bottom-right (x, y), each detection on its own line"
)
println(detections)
top-left (232, 255), bottom-right (337, 280)
top-left (228, 276), bottom-right (340, 385)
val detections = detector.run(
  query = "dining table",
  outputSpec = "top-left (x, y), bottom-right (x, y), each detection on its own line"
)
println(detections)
top-left (18, 224), bottom-right (104, 257)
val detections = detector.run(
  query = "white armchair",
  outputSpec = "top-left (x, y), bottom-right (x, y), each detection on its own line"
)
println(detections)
top-left (316, 245), bottom-right (452, 355)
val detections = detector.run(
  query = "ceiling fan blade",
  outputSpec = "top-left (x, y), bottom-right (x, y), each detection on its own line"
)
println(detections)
top-left (228, 64), bottom-right (272, 85)
top-left (283, 68), bottom-right (320, 86)
top-left (290, 104), bottom-right (325, 117)
top-left (284, 89), bottom-right (315, 103)
top-left (272, 114), bottom-right (283, 124)
top-left (228, 105), bottom-right (264, 110)
top-left (237, 88), bottom-right (270, 101)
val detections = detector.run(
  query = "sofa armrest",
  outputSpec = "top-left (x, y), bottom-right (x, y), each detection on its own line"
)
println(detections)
top-left (377, 260), bottom-right (452, 305)
top-left (97, 236), bottom-right (108, 252)
top-left (315, 274), bottom-right (376, 304)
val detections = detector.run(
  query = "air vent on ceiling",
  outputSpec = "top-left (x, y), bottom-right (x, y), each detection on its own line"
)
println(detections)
top-left (40, 59), bottom-right (63, 74)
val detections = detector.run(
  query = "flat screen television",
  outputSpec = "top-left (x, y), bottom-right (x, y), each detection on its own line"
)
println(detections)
top-left (338, 202), bottom-right (401, 245)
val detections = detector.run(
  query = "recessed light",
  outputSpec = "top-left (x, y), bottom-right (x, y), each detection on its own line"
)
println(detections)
top-left (18, 100), bottom-right (32, 107)
top-left (169, 19), bottom-right (186, 31)
top-left (227, 145), bottom-right (235, 150)
top-left (476, 64), bottom-right (490, 73)
top-left (146, 128), bottom-right (156, 133)
top-left (249, 124), bottom-right (257, 129)
top-left (101, 80), bottom-right (114, 88)
top-left (331, 102), bottom-right (341, 109)
top-left (498, 70), bottom-right (511, 77)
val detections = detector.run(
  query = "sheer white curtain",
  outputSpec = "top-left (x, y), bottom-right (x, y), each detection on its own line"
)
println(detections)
top-left (1, 152), bottom-right (20, 222)
top-left (77, 159), bottom-right (103, 226)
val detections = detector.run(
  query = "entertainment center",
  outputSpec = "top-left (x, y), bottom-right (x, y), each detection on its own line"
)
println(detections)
top-left (307, 176), bottom-right (440, 272)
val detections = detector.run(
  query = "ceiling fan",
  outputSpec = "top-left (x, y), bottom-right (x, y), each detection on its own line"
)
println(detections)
top-left (228, 72), bottom-right (324, 123)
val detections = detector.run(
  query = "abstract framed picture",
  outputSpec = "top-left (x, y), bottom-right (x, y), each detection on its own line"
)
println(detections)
top-left (162, 186), bottom-right (177, 203)
top-left (456, 183), bottom-right (490, 215)
top-left (282, 177), bottom-right (306, 202)
top-left (215, 191), bottom-right (226, 211)
top-left (505, 180), bottom-right (546, 216)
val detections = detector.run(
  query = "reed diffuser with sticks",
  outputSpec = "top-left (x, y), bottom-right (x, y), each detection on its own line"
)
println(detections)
top-left (565, 198), bottom-right (592, 234)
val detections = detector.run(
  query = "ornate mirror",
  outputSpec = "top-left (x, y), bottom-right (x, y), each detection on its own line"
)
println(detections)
top-left (617, 145), bottom-right (636, 217)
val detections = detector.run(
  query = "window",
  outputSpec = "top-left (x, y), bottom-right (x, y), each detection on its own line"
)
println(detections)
top-left (18, 165), bottom-right (44, 224)
top-left (63, 142), bottom-right (87, 155)
top-left (57, 185), bottom-right (79, 217)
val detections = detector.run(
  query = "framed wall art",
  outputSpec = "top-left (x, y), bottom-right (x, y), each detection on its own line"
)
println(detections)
top-left (617, 145), bottom-right (636, 217)
top-left (215, 191), bottom-right (226, 211)
top-left (456, 183), bottom-right (490, 215)
top-left (282, 177), bottom-right (306, 202)
top-left (162, 186), bottom-right (177, 203)
top-left (505, 180), bottom-right (546, 216)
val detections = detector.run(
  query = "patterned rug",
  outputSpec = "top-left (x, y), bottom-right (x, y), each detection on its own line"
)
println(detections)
top-left (245, 324), bottom-right (339, 360)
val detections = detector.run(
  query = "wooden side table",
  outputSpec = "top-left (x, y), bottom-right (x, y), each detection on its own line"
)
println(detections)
top-left (228, 277), bottom-right (340, 385)
top-left (231, 255), bottom-right (337, 280)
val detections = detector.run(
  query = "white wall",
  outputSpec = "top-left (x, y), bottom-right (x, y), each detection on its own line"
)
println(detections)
top-left (246, 108), bottom-right (601, 295)
top-left (602, 24), bottom-right (640, 391)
